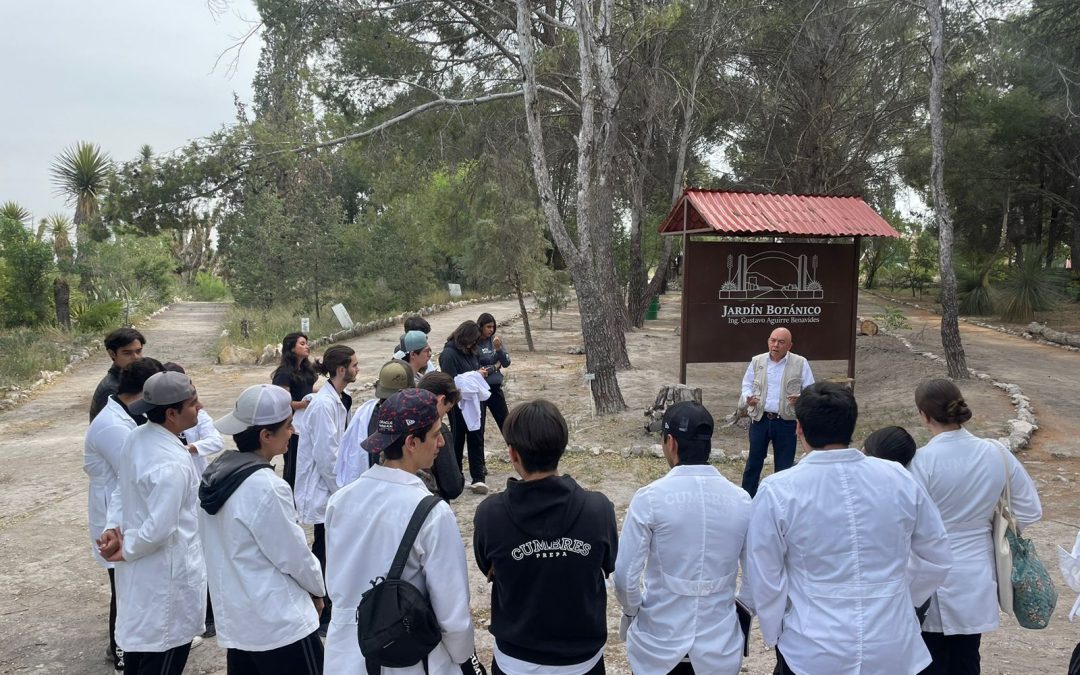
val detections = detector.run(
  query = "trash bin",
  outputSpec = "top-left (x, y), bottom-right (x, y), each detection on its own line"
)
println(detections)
top-left (645, 297), bottom-right (660, 320)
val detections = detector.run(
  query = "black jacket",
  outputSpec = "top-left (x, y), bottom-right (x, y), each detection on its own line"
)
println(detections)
top-left (438, 341), bottom-right (478, 378)
top-left (199, 451), bottom-right (273, 515)
top-left (473, 475), bottom-right (618, 666)
top-left (89, 365), bottom-right (122, 421)
top-left (475, 337), bottom-right (510, 388)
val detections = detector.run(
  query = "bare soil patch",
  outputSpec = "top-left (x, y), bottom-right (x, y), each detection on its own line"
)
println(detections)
top-left (0, 295), bottom-right (1076, 674)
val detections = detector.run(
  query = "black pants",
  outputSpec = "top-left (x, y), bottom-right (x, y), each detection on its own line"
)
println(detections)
top-left (283, 434), bottom-right (299, 489)
top-left (742, 417), bottom-right (798, 498)
top-left (311, 524), bottom-right (331, 625)
top-left (107, 568), bottom-right (118, 656)
top-left (226, 630), bottom-right (323, 674)
top-left (480, 386), bottom-right (509, 435)
top-left (918, 631), bottom-right (981, 675)
top-left (450, 406), bottom-right (486, 484)
top-left (773, 648), bottom-right (798, 675)
top-left (493, 656), bottom-right (604, 675)
top-left (125, 642), bottom-right (191, 675)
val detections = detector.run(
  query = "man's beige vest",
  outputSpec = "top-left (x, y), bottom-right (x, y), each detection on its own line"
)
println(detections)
top-left (750, 352), bottom-right (806, 422)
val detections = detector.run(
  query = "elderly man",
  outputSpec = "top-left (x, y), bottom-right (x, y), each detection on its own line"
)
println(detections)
top-left (740, 327), bottom-right (814, 497)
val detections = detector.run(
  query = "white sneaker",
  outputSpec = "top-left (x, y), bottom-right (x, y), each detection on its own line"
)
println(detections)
top-left (190, 635), bottom-right (204, 650)
top-left (470, 481), bottom-right (489, 495)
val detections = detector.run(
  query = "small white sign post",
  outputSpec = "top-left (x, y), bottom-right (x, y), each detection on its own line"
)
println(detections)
top-left (331, 303), bottom-right (354, 329)
top-left (447, 283), bottom-right (462, 299)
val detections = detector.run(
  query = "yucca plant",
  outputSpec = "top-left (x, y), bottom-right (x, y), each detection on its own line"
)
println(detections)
top-left (957, 256), bottom-right (998, 316)
top-left (0, 201), bottom-right (31, 226)
top-left (1000, 245), bottom-right (1070, 323)
top-left (50, 142), bottom-right (112, 249)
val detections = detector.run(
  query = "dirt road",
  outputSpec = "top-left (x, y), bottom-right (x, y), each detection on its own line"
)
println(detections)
top-left (1, 293), bottom-right (1077, 674)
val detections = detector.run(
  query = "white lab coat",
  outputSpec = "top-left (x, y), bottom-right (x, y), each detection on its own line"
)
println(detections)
top-left (184, 408), bottom-right (225, 476)
top-left (323, 465), bottom-right (475, 675)
top-left (336, 398), bottom-right (379, 488)
top-left (909, 428), bottom-right (1042, 635)
top-left (295, 383), bottom-right (348, 525)
top-left (454, 371), bottom-right (490, 431)
top-left (199, 466), bottom-right (326, 651)
top-left (614, 464), bottom-right (752, 675)
top-left (107, 422), bottom-right (206, 653)
top-left (84, 397), bottom-right (138, 569)
top-left (746, 449), bottom-right (952, 675)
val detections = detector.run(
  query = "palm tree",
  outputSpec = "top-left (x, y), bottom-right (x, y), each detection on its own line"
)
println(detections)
top-left (47, 213), bottom-right (75, 330)
top-left (0, 201), bottom-right (31, 227)
top-left (50, 142), bottom-right (112, 256)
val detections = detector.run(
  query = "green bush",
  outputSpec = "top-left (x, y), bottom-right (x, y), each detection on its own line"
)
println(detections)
top-left (0, 326), bottom-right (97, 388)
top-left (1000, 246), bottom-right (1070, 323)
top-left (191, 271), bottom-right (229, 301)
top-left (76, 300), bottom-right (124, 330)
top-left (0, 216), bottom-right (54, 327)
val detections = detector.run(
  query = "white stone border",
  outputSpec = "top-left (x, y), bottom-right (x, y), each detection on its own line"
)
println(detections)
top-left (857, 314), bottom-right (1037, 452)
top-left (863, 290), bottom-right (1078, 352)
top-left (0, 301), bottom-right (174, 411)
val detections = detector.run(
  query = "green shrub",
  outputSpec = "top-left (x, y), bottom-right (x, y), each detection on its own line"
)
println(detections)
top-left (1000, 246), bottom-right (1070, 323)
top-left (0, 326), bottom-right (96, 388)
top-left (76, 300), bottom-right (124, 330)
top-left (191, 272), bottom-right (229, 301)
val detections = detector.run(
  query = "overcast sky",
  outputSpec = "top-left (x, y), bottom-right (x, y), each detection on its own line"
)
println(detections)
top-left (0, 1), bottom-right (261, 222)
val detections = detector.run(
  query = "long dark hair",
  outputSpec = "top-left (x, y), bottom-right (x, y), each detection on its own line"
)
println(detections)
top-left (279, 332), bottom-right (314, 374)
top-left (447, 320), bottom-right (481, 353)
top-left (477, 312), bottom-right (497, 335)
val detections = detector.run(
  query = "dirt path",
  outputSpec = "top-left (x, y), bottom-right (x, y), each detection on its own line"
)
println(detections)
top-left (1, 293), bottom-right (1077, 674)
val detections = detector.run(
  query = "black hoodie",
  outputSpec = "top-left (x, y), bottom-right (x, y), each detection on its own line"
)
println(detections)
top-left (199, 451), bottom-right (273, 515)
top-left (473, 474), bottom-right (618, 666)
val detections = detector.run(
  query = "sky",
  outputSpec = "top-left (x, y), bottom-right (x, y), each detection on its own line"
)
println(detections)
top-left (0, 1), bottom-right (262, 223)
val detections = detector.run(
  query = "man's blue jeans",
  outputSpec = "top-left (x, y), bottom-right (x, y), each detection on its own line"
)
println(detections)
top-left (741, 416), bottom-right (797, 497)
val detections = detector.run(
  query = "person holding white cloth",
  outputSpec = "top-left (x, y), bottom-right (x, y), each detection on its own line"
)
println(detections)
top-left (909, 378), bottom-right (1042, 675)
top-left (746, 382), bottom-right (953, 675)
top-left (200, 384), bottom-right (326, 674)
top-left (615, 401), bottom-right (752, 675)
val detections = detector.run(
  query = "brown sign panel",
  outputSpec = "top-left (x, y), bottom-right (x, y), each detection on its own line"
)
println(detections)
top-left (683, 240), bottom-right (857, 364)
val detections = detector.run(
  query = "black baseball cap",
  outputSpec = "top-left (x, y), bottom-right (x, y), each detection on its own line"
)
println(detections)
top-left (662, 401), bottom-right (714, 442)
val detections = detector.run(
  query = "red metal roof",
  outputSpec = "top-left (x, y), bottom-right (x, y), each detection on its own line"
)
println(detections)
top-left (659, 189), bottom-right (900, 238)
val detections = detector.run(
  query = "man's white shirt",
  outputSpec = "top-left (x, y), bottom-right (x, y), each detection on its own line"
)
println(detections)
top-left (84, 396), bottom-right (137, 569)
top-left (741, 354), bottom-right (815, 413)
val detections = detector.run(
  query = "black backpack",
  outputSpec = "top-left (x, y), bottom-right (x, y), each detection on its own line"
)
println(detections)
top-left (357, 494), bottom-right (443, 675)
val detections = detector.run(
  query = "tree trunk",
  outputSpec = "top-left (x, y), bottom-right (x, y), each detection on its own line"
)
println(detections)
top-left (54, 277), bottom-right (71, 330)
top-left (513, 271), bottom-right (535, 351)
top-left (577, 275), bottom-right (628, 413)
top-left (927, 0), bottom-right (968, 378)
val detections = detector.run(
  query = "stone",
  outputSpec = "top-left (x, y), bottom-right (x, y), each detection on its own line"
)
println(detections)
top-left (567, 346), bottom-right (586, 355)
top-left (217, 344), bottom-right (259, 365)
top-left (256, 344), bottom-right (279, 366)
top-left (648, 444), bottom-right (664, 458)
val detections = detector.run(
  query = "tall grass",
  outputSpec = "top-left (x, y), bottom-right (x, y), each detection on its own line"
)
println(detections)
top-left (1000, 246), bottom-right (1070, 323)
top-left (0, 327), bottom-right (97, 389)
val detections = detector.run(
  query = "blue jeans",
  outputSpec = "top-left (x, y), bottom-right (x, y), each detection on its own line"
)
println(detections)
top-left (742, 417), bottom-right (797, 497)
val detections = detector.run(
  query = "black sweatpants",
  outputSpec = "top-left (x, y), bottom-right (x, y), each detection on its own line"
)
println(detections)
top-left (124, 642), bottom-right (191, 675)
top-left (450, 406), bottom-right (486, 484)
top-left (226, 631), bottom-right (323, 675)
top-left (918, 631), bottom-right (982, 675)
top-left (311, 523), bottom-right (331, 626)
top-left (480, 386), bottom-right (509, 434)
top-left (107, 568), bottom-right (118, 657)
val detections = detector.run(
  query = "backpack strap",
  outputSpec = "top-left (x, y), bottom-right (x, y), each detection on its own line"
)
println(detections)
top-left (386, 495), bottom-right (442, 581)
top-left (366, 656), bottom-right (428, 675)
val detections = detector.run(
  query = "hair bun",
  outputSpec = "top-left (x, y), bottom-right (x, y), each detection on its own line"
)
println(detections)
top-left (945, 399), bottom-right (972, 424)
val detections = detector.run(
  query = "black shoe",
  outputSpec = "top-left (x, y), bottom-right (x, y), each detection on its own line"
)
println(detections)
top-left (202, 622), bottom-right (216, 638)
top-left (114, 648), bottom-right (125, 672)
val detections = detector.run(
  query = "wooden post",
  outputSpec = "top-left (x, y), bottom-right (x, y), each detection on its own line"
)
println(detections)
top-left (848, 236), bottom-right (861, 383)
top-left (679, 201), bottom-right (689, 384)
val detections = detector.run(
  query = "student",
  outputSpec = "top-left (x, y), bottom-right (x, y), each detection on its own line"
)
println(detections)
top-left (863, 426), bottom-right (917, 466)
top-left (294, 344), bottom-right (357, 635)
top-left (395, 330), bottom-right (438, 380)
top-left (614, 401), bottom-right (751, 675)
top-left (475, 313), bottom-right (510, 433)
top-left (336, 359), bottom-right (414, 488)
top-left (163, 362), bottom-right (224, 476)
top-left (200, 384), bottom-right (326, 674)
top-left (324, 389), bottom-right (475, 674)
top-left (416, 372), bottom-right (466, 501)
top-left (909, 379), bottom-right (1042, 675)
top-left (745, 382), bottom-right (952, 675)
top-left (395, 315), bottom-right (432, 356)
top-left (473, 400), bottom-right (618, 675)
top-left (439, 320), bottom-right (489, 494)
top-left (84, 357), bottom-right (163, 671)
top-left (90, 327), bottom-right (146, 421)
top-left (271, 332), bottom-right (318, 489)
top-left (97, 371), bottom-right (207, 675)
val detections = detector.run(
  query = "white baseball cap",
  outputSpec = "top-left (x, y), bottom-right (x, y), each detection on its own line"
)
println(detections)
top-left (215, 384), bottom-right (293, 435)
